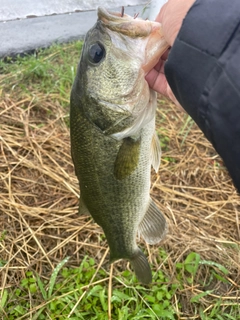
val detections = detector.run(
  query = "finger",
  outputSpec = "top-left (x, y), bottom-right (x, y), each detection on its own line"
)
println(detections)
top-left (155, 2), bottom-right (167, 23)
top-left (151, 59), bottom-right (165, 72)
top-left (146, 69), bottom-right (184, 110)
top-left (146, 57), bottom-right (165, 80)
top-left (166, 84), bottom-right (183, 109)
top-left (145, 68), bottom-right (168, 95)
top-left (162, 48), bottom-right (170, 61)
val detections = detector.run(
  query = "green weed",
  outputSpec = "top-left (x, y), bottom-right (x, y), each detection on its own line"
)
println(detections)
top-left (2, 254), bottom-right (177, 319)
top-left (0, 230), bottom-right (6, 241)
top-left (2, 251), bottom-right (237, 320)
top-left (1, 42), bottom-right (83, 107)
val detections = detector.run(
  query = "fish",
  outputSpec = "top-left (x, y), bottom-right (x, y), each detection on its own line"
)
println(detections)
top-left (70, 6), bottom-right (169, 284)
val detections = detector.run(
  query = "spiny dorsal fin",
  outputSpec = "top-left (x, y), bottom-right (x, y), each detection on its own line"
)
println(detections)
top-left (150, 131), bottom-right (162, 173)
top-left (138, 198), bottom-right (167, 245)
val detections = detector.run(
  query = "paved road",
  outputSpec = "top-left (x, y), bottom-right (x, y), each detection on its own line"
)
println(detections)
top-left (0, 5), bottom-right (150, 58)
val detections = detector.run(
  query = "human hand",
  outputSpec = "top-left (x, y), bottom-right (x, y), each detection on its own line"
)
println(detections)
top-left (146, 0), bottom-right (195, 105)
top-left (156, 0), bottom-right (196, 47)
top-left (146, 49), bottom-right (181, 106)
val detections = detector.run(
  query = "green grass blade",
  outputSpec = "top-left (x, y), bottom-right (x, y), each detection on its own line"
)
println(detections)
top-left (180, 115), bottom-right (194, 146)
top-left (48, 256), bottom-right (70, 299)
top-left (0, 289), bottom-right (8, 311)
top-left (36, 274), bottom-right (47, 300)
top-left (32, 307), bottom-right (45, 320)
top-left (199, 260), bottom-right (229, 275)
top-left (190, 290), bottom-right (213, 303)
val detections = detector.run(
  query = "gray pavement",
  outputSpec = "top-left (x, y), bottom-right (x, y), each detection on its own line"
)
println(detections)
top-left (0, 0), bottom-right (147, 21)
top-left (0, 5), bottom-right (149, 58)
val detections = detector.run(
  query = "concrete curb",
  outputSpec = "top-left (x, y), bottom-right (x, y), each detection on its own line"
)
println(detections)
top-left (0, 5), bottom-right (149, 58)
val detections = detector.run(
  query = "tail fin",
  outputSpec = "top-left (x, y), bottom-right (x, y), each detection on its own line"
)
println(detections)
top-left (130, 249), bottom-right (152, 285)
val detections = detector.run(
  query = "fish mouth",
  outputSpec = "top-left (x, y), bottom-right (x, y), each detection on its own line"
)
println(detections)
top-left (97, 6), bottom-right (169, 73)
top-left (97, 6), bottom-right (154, 38)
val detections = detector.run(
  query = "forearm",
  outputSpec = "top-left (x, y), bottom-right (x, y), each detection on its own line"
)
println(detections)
top-left (165, 0), bottom-right (240, 191)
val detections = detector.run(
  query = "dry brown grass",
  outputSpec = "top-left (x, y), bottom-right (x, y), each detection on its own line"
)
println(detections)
top-left (0, 92), bottom-right (239, 318)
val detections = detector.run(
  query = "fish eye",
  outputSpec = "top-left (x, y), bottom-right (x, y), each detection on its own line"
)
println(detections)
top-left (88, 42), bottom-right (105, 64)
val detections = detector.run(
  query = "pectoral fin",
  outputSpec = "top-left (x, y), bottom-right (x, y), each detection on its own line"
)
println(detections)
top-left (139, 199), bottom-right (167, 245)
top-left (114, 137), bottom-right (140, 180)
top-left (150, 132), bottom-right (161, 173)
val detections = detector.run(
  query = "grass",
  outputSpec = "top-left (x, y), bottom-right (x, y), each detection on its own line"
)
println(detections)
top-left (0, 42), bottom-right (239, 319)
top-left (2, 252), bottom-right (237, 319)
top-left (0, 42), bottom-right (83, 108)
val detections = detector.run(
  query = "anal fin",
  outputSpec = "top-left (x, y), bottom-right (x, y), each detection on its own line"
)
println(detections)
top-left (139, 199), bottom-right (167, 245)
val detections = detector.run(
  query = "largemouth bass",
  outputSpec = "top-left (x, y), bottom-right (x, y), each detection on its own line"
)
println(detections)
top-left (70, 7), bottom-right (169, 284)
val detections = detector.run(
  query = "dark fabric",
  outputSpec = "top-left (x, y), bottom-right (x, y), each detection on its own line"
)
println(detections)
top-left (165, 0), bottom-right (240, 192)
